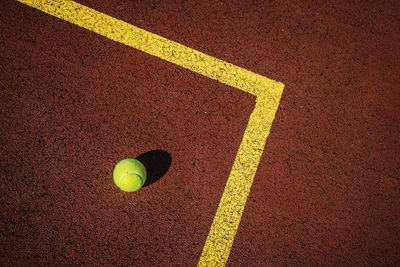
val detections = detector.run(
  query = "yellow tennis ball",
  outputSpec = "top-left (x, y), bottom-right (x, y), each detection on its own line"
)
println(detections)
top-left (113, 158), bottom-right (147, 192)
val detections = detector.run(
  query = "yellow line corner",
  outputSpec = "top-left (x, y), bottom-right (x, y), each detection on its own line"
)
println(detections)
top-left (15, 0), bottom-right (285, 265)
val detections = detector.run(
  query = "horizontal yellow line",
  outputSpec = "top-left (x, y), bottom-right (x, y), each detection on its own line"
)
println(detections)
top-left (16, 0), bottom-right (285, 266)
top-left (17, 0), bottom-right (280, 97)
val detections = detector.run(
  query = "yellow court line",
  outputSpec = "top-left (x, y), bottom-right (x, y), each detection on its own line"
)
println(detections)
top-left (16, 0), bottom-right (284, 265)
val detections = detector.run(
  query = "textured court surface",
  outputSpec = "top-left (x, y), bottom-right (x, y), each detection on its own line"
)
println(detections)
top-left (1, 0), bottom-right (399, 266)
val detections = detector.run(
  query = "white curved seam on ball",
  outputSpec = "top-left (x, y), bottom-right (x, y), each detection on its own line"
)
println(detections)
top-left (118, 172), bottom-right (143, 187)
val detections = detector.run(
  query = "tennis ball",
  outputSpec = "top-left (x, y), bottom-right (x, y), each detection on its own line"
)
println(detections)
top-left (113, 158), bottom-right (147, 192)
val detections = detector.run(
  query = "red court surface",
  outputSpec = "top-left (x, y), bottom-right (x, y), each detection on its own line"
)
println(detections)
top-left (1, 0), bottom-right (399, 266)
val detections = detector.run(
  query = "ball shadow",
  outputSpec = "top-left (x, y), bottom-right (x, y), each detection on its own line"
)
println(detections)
top-left (136, 150), bottom-right (172, 187)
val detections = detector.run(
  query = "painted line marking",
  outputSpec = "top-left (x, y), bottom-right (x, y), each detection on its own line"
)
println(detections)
top-left (16, 0), bottom-right (284, 266)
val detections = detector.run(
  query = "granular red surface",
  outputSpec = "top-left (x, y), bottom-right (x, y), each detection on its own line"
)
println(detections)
top-left (1, 0), bottom-right (399, 266)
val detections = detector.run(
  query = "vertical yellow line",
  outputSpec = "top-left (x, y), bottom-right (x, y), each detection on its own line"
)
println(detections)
top-left (198, 89), bottom-right (283, 266)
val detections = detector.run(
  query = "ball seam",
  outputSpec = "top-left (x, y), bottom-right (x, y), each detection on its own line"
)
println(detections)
top-left (118, 172), bottom-right (143, 188)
